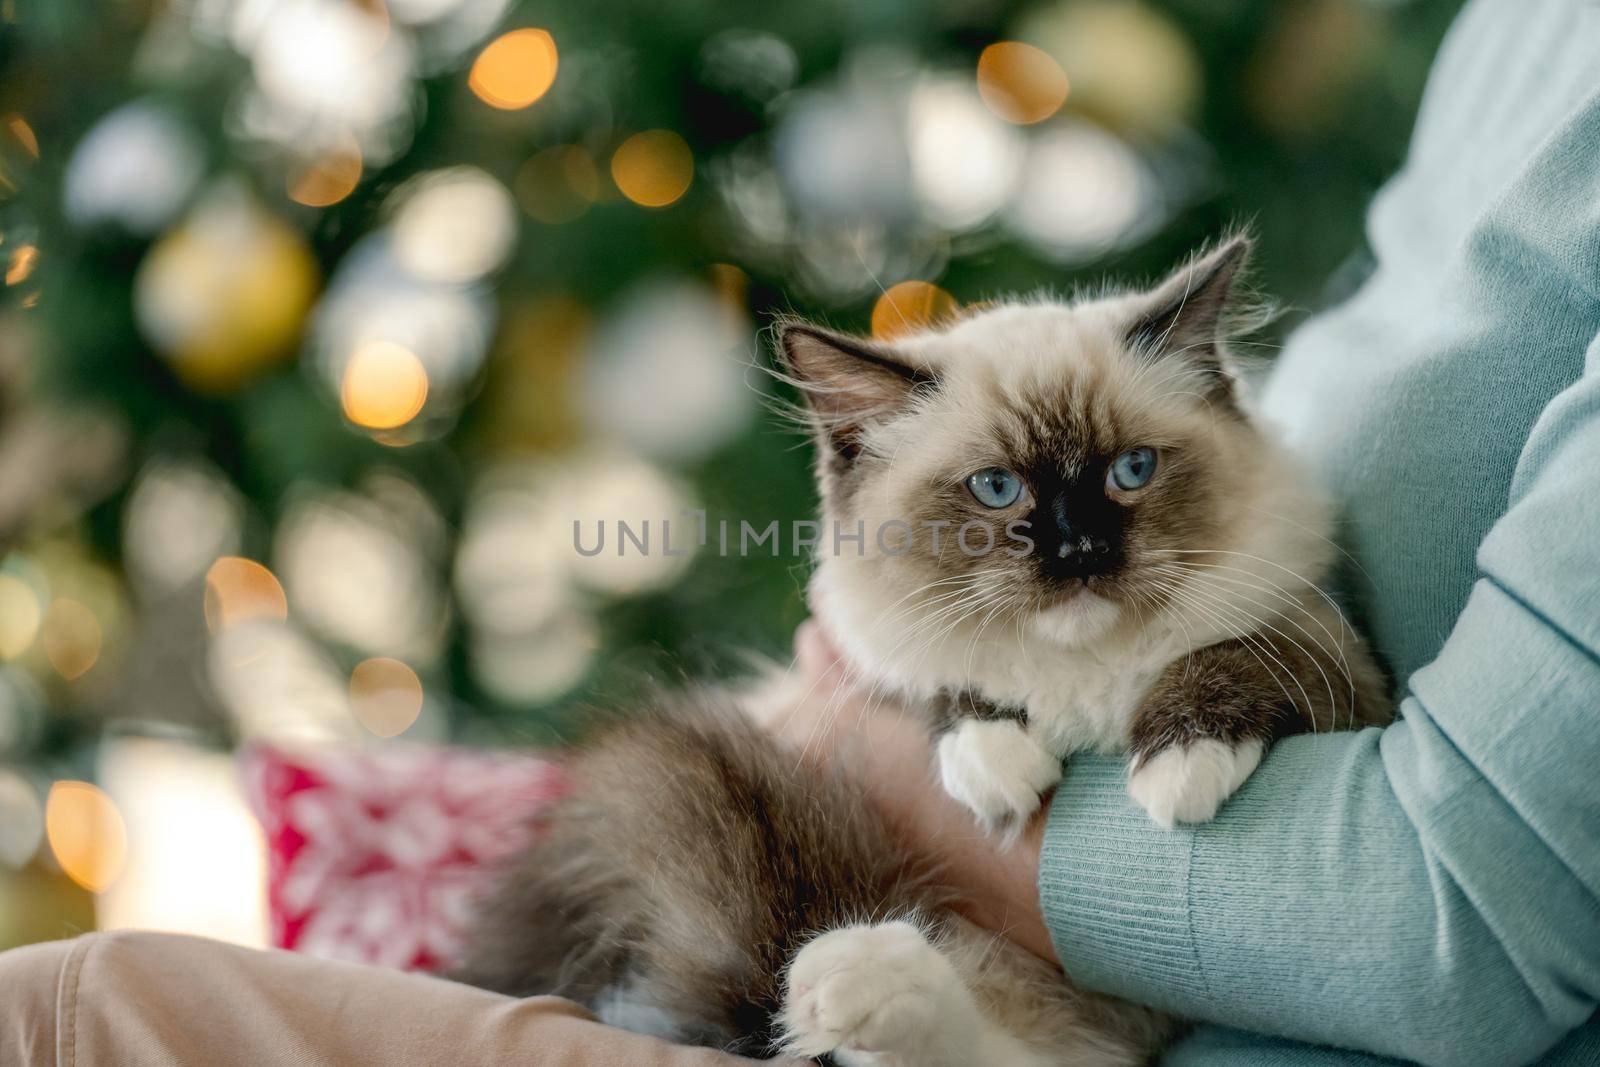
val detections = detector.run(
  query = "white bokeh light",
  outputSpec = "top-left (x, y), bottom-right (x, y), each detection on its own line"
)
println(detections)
top-left (907, 77), bottom-right (1024, 231)
top-left (123, 458), bottom-right (245, 593)
top-left (97, 738), bottom-right (268, 948)
top-left (276, 490), bottom-right (444, 661)
top-left (391, 167), bottom-right (518, 285)
top-left (209, 620), bottom-right (360, 745)
top-left (1006, 121), bottom-right (1159, 262)
top-left (64, 102), bottom-right (204, 233)
top-left (582, 282), bottom-right (755, 462)
top-left (238, 0), bottom-right (416, 159)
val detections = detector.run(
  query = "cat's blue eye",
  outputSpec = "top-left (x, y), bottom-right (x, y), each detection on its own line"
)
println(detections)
top-left (966, 467), bottom-right (1023, 508)
top-left (1109, 447), bottom-right (1158, 491)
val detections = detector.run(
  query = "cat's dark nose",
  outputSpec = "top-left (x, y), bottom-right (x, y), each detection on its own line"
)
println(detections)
top-left (1048, 495), bottom-right (1120, 577)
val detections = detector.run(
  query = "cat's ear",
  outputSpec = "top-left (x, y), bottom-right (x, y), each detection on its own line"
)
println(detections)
top-left (778, 323), bottom-right (935, 459)
top-left (1124, 235), bottom-right (1252, 395)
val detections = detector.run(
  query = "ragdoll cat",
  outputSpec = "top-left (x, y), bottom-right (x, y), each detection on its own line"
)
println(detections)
top-left (797, 236), bottom-right (1390, 835)
top-left (452, 237), bottom-right (1392, 1066)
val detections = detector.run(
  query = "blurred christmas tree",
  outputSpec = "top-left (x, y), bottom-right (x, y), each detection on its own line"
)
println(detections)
top-left (0, 0), bottom-right (1456, 915)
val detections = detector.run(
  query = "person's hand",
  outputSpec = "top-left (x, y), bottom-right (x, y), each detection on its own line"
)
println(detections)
top-left (774, 619), bottom-right (1061, 967)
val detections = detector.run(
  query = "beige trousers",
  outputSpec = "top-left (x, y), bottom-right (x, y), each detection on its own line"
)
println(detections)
top-left (0, 932), bottom-right (806, 1066)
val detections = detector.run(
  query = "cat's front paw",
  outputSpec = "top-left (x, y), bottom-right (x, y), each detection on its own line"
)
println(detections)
top-left (1127, 738), bottom-right (1264, 829)
top-left (936, 719), bottom-right (1062, 835)
top-left (780, 921), bottom-right (960, 1060)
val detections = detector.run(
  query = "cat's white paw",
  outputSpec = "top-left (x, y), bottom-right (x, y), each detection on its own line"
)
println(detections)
top-left (780, 921), bottom-right (967, 1061)
top-left (1128, 738), bottom-right (1264, 829)
top-left (937, 719), bottom-right (1062, 834)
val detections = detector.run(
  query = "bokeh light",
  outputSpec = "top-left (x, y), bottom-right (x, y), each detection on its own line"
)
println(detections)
top-left (63, 102), bottom-right (203, 233)
top-left (391, 166), bottom-right (517, 283)
top-left (244, 0), bottom-right (415, 161)
top-left (0, 574), bottom-right (42, 659)
top-left (209, 622), bottom-right (361, 745)
top-left (203, 557), bottom-right (289, 633)
top-left (582, 281), bottom-right (753, 461)
top-left (348, 657), bottom-right (424, 737)
top-left (311, 230), bottom-right (496, 435)
top-left (872, 280), bottom-right (958, 340)
top-left (1020, 0), bottom-right (1199, 135)
top-left (45, 780), bottom-right (127, 893)
top-left (515, 145), bottom-right (601, 224)
top-left (96, 739), bottom-right (268, 947)
top-left (123, 459), bottom-right (245, 593)
top-left (277, 489), bottom-right (441, 659)
top-left (1006, 120), bottom-right (1156, 262)
top-left (7, 115), bottom-right (40, 158)
top-left (6, 244), bottom-right (37, 286)
top-left (0, 770), bottom-right (43, 869)
top-left (611, 130), bottom-right (694, 208)
top-left (41, 599), bottom-right (102, 681)
top-left (341, 340), bottom-right (430, 429)
top-left (133, 184), bottom-right (319, 393)
top-left (977, 42), bottom-right (1070, 124)
top-left (908, 77), bottom-right (1024, 230)
top-left (469, 28), bottom-right (558, 110)
top-left (288, 147), bottom-right (364, 207)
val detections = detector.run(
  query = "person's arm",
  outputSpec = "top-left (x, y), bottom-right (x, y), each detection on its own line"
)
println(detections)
top-left (1040, 355), bottom-right (1600, 1066)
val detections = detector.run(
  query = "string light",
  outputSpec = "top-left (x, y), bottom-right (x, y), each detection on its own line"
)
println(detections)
top-left (6, 115), bottom-right (38, 158)
top-left (340, 340), bottom-right (430, 430)
top-left (46, 780), bottom-right (127, 893)
top-left (203, 557), bottom-right (288, 633)
top-left (0, 573), bottom-right (41, 659)
top-left (41, 598), bottom-right (101, 681)
top-left (611, 130), bottom-right (694, 208)
top-left (469, 29), bottom-right (558, 110)
top-left (288, 147), bottom-right (363, 207)
top-left (515, 145), bottom-right (601, 224)
top-left (872, 280), bottom-right (958, 340)
top-left (6, 244), bottom-right (36, 285)
top-left (977, 42), bottom-right (1070, 125)
top-left (348, 657), bottom-right (424, 737)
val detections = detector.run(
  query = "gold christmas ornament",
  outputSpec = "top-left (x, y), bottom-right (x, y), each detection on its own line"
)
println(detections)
top-left (134, 184), bottom-right (319, 394)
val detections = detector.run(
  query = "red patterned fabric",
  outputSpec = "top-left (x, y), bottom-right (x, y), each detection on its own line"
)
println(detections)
top-left (240, 742), bottom-right (566, 972)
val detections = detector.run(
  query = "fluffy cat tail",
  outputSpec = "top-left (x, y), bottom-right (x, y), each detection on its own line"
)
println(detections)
top-left (448, 691), bottom-right (951, 1054)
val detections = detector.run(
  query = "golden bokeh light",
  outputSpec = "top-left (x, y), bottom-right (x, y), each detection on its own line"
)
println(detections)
top-left (6, 243), bottom-right (37, 286)
top-left (872, 280), bottom-right (959, 340)
top-left (288, 149), bottom-right (363, 208)
top-left (46, 780), bottom-right (127, 893)
top-left (977, 42), bottom-right (1070, 125)
top-left (514, 145), bottom-right (601, 224)
top-left (0, 573), bottom-right (42, 659)
top-left (348, 657), bottom-right (424, 737)
top-left (203, 557), bottom-right (289, 633)
top-left (611, 130), bottom-right (694, 209)
top-left (7, 115), bottom-right (39, 158)
top-left (41, 598), bottom-right (102, 681)
top-left (340, 340), bottom-right (430, 430)
top-left (469, 28), bottom-right (559, 110)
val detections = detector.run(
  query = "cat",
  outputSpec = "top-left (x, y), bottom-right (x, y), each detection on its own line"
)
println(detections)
top-left (451, 236), bottom-right (1392, 1066)
top-left (793, 236), bottom-right (1391, 836)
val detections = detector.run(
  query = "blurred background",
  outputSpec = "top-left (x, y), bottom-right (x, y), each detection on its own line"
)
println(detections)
top-left (0, 0), bottom-right (1456, 952)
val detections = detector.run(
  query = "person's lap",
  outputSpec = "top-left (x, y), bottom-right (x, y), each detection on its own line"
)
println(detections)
top-left (0, 931), bottom-right (800, 1067)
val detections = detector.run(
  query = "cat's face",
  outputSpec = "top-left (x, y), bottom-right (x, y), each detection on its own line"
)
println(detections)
top-left (784, 238), bottom-right (1314, 653)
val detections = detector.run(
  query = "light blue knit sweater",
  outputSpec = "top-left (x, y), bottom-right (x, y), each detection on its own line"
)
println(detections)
top-left (1037, 3), bottom-right (1600, 1064)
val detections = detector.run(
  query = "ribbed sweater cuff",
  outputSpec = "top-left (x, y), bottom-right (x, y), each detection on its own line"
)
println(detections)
top-left (1038, 754), bottom-right (1211, 1012)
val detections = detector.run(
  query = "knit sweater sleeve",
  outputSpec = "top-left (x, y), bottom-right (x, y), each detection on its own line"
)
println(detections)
top-left (1037, 352), bottom-right (1600, 1066)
